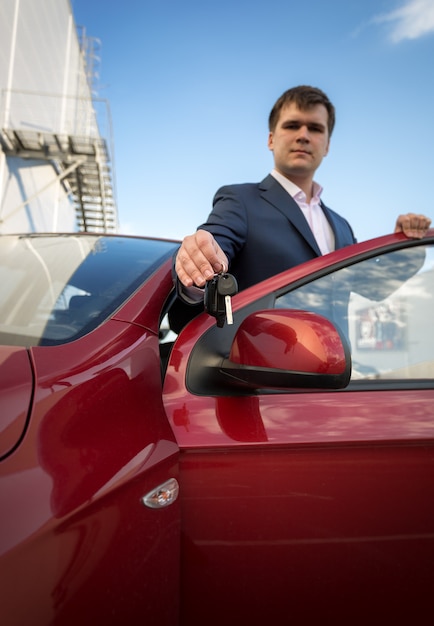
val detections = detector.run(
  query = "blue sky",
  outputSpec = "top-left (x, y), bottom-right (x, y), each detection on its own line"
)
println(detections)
top-left (71, 0), bottom-right (434, 243)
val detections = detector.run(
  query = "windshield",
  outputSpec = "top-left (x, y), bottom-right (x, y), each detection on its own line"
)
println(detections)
top-left (0, 234), bottom-right (178, 347)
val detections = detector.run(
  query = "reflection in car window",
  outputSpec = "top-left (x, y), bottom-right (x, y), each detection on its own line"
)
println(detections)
top-left (0, 234), bottom-right (178, 347)
top-left (276, 244), bottom-right (433, 381)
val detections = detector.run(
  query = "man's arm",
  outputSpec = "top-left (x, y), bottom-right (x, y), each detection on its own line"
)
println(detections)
top-left (175, 184), bottom-right (249, 288)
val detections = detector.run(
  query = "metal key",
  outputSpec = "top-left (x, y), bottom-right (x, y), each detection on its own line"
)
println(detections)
top-left (204, 272), bottom-right (238, 327)
top-left (217, 273), bottom-right (238, 326)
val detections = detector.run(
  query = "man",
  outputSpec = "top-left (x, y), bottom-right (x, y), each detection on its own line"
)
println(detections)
top-left (175, 85), bottom-right (431, 299)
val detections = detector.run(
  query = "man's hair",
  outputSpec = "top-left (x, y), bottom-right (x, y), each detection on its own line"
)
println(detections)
top-left (268, 85), bottom-right (336, 136)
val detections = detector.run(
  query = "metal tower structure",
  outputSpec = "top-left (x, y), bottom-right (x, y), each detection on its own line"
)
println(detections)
top-left (0, 25), bottom-right (117, 233)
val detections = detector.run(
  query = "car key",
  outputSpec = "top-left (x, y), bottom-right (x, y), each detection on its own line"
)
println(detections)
top-left (204, 272), bottom-right (238, 327)
top-left (217, 272), bottom-right (238, 326)
top-left (204, 274), bottom-right (222, 326)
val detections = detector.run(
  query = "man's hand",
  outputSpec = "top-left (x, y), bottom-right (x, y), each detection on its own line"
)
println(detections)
top-left (394, 213), bottom-right (431, 238)
top-left (175, 229), bottom-right (229, 287)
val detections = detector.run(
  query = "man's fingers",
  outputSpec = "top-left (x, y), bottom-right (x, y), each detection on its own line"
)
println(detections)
top-left (194, 230), bottom-right (228, 271)
top-left (394, 213), bottom-right (432, 239)
top-left (175, 250), bottom-right (213, 287)
top-left (176, 230), bottom-right (228, 287)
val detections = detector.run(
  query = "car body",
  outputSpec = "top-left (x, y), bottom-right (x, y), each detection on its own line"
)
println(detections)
top-left (1, 230), bottom-right (433, 625)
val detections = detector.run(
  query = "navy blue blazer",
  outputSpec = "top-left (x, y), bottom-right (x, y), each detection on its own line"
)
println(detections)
top-left (198, 175), bottom-right (357, 291)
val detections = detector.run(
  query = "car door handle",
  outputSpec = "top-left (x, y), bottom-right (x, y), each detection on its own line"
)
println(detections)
top-left (141, 478), bottom-right (179, 509)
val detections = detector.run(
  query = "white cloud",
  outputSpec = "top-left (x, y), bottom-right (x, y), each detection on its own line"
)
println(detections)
top-left (373, 0), bottom-right (434, 43)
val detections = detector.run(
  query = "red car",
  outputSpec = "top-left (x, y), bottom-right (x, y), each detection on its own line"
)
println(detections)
top-left (1, 231), bottom-right (433, 625)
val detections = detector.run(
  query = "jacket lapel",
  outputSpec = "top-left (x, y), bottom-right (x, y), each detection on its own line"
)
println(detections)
top-left (259, 175), bottom-right (322, 256)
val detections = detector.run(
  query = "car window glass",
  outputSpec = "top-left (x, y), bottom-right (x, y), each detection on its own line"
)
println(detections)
top-left (276, 244), bottom-right (434, 381)
top-left (0, 235), bottom-right (178, 347)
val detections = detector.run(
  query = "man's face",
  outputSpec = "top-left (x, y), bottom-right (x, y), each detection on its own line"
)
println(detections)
top-left (268, 102), bottom-right (330, 183)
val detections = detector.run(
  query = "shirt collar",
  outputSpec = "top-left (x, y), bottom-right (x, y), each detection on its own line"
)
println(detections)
top-left (271, 169), bottom-right (323, 203)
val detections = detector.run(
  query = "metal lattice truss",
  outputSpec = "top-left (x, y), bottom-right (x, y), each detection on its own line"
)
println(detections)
top-left (0, 128), bottom-right (117, 232)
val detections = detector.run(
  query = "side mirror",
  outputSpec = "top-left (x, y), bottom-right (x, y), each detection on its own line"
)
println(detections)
top-left (220, 309), bottom-right (351, 390)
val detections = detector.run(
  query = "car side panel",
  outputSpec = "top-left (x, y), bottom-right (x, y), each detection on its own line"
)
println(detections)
top-left (1, 313), bottom-right (180, 623)
top-left (178, 444), bottom-right (434, 625)
top-left (166, 361), bottom-right (434, 624)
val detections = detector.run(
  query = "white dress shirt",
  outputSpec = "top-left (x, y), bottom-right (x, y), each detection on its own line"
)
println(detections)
top-left (271, 169), bottom-right (335, 255)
